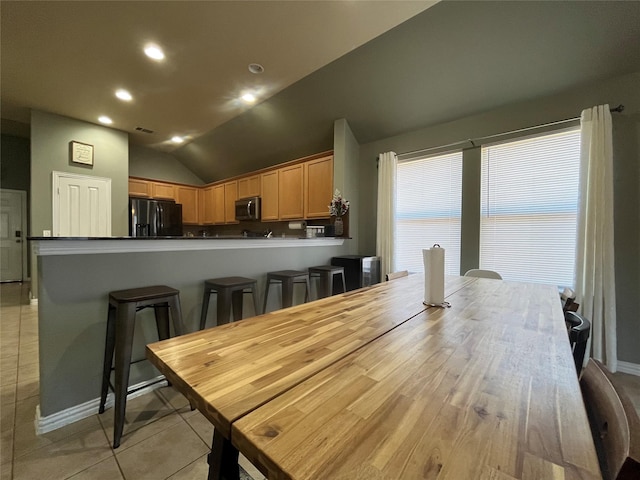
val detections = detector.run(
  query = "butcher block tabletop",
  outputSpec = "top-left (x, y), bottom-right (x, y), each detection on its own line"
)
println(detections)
top-left (147, 275), bottom-right (600, 480)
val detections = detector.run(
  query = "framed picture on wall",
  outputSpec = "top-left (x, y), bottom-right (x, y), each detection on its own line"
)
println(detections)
top-left (70, 141), bottom-right (94, 166)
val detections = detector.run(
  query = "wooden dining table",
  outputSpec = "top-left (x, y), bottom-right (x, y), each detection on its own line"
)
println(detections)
top-left (146, 274), bottom-right (601, 480)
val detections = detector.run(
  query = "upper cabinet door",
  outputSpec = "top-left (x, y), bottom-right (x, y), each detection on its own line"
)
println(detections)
top-left (200, 186), bottom-right (215, 225)
top-left (261, 171), bottom-right (279, 221)
top-left (128, 178), bottom-right (151, 197)
top-left (151, 182), bottom-right (176, 200)
top-left (278, 164), bottom-right (304, 220)
top-left (212, 185), bottom-right (225, 224)
top-left (224, 181), bottom-right (238, 224)
top-left (304, 155), bottom-right (333, 218)
top-left (175, 186), bottom-right (199, 224)
top-left (238, 175), bottom-right (261, 199)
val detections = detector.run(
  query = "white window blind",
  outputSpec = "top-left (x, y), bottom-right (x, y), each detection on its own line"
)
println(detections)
top-left (396, 151), bottom-right (462, 275)
top-left (480, 128), bottom-right (581, 287)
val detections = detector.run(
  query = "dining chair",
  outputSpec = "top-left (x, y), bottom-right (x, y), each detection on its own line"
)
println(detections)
top-left (565, 311), bottom-right (591, 377)
top-left (463, 269), bottom-right (503, 280)
top-left (561, 287), bottom-right (579, 312)
top-left (385, 270), bottom-right (409, 281)
top-left (580, 359), bottom-right (640, 480)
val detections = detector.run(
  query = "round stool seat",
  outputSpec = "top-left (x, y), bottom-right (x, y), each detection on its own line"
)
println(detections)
top-left (263, 270), bottom-right (310, 313)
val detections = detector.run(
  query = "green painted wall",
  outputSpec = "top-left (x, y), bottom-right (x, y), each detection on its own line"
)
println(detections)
top-left (129, 144), bottom-right (205, 185)
top-left (357, 72), bottom-right (640, 364)
top-left (1, 134), bottom-right (30, 192)
top-left (30, 110), bottom-right (130, 237)
top-left (38, 243), bottom-right (347, 417)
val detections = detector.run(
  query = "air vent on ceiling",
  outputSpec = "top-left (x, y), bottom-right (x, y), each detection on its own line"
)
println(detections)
top-left (135, 126), bottom-right (154, 134)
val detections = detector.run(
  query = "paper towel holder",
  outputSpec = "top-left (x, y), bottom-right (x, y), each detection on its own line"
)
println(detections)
top-left (423, 243), bottom-right (451, 308)
top-left (423, 300), bottom-right (451, 308)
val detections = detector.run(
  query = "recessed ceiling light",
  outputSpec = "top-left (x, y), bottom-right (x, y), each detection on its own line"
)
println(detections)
top-left (98, 116), bottom-right (113, 125)
top-left (171, 136), bottom-right (184, 144)
top-left (248, 63), bottom-right (264, 74)
top-left (115, 89), bottom-right (132, 101)
top-left (241, 93), bottom-right (256, 103)
top-left (144, 44), bottom-right (165, 61)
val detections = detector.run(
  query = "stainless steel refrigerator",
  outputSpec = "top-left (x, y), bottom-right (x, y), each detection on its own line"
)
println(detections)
top-left (129, 197), bottom-right (183, 237)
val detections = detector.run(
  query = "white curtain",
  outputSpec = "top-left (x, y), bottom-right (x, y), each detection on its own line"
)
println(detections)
top-left (576, 104), bottom-right (617, 371)
top-left (376, 152), bottom-right (397, 279)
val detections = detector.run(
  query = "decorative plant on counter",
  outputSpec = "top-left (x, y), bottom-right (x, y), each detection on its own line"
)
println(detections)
top-left (329, 189), bottom-right (350, 217)
top-left (328, 189), bottom-right (349, 236)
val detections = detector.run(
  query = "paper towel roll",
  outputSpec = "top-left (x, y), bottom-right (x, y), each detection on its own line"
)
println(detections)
top-left (288, 221), bottom-right (307, 230)
top-left (423, 245), bottom-right (445, 305)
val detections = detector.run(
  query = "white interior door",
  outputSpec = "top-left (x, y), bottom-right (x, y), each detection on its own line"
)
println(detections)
top-left (53, 171), bottom-right (111, 237)
top-left (0, 189), bottom-right (27, 282)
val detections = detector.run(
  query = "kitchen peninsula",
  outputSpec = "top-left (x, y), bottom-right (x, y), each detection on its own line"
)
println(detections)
top-left (30, 235), bottom-right (346, 433)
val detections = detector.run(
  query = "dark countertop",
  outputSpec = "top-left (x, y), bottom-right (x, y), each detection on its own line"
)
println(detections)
top-left (28, 235), bottom-right (345, 241)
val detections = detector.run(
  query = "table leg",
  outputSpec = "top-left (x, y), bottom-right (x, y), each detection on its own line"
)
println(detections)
top-left (207, 429), bottom-right (239, 480)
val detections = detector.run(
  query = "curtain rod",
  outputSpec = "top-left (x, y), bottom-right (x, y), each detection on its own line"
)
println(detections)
top-left (395, 104), bottom-right (624, 160)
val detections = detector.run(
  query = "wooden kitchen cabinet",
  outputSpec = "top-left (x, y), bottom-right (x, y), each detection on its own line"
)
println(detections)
top-left (151, 182), bottom-right (176, 200)
top-left (212, 185), bottom-right (225, 224)
top-left (175, 186), bottom-right (199, 224)
top-left (278, 164), bottom-right (304, 220)
top-left (128, 178), bottom-right (151, 197)
top-left (238, 175), bottom-right (261, 199)
top-left (304, 155), bottom-right (333, 218)
top-left (224, 181), bottom-right (238, 224)
top-left (200, 186), bottom-right (216, 225)
top-left (127, 150), bottom-right (334, 226)
top-left (261, 170), bottom-right (279, 221)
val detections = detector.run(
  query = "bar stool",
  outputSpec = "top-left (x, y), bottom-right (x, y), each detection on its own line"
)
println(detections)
top-left (99, 285), bottom-right (183, 449)
top-left (199, 276), bottom-right (260, 329)
top-left (262, 270), bottom-right (311, 313)
top-left (308, 265), bottom-right (347, 299)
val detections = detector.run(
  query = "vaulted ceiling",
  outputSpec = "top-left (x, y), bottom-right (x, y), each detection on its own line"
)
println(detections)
top-left (2, 1), bottom-right (640, 183)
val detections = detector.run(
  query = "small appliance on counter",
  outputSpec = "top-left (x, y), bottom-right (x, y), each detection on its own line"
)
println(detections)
top-left (129, 197), bottom-right (183, 237)
top-left (235, 196), bottom-right (260, 221)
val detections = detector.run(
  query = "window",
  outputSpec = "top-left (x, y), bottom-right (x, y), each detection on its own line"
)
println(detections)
top-left (396, 151), bottom-right (462, 275)
top-left (479, 128), bottom-right (581, 287)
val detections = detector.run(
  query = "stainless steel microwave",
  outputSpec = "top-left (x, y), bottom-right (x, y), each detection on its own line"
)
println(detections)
top-left (235, 196), bottom-right (261, 221)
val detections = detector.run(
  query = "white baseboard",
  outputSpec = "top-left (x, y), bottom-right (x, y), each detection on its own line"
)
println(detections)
top-left (35, 376), bottom-right (168, 434)
top-left (617, 361), bottom-right (640, 376)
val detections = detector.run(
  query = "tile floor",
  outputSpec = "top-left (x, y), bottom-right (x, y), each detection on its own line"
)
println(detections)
top-left (0, 282), bottom-right (265, 480)
top-left (2, 281), bottom-right (640, 480)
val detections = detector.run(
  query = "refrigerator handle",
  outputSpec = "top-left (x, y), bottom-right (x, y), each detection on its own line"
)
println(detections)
top-left (156, 203), bottom-right (162, 234)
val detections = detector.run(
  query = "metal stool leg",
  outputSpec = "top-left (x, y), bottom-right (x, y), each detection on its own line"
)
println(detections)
top-left (154, 303), bottom-right (171, 341)
top-left (167, 295), bottom-right (184, 335)
top-left (282, 277), bottom-right (294, 308)
top-left (200, 286), bottom-right (212, 330)
top-left (113, 302), bottom-right (136, 449)
top-left (319, 273), bottom-right (331, 298)
top-left (262, 279), bottom-right (272, 314)
top-left (304, 278), bottom-right (311, 302)
top-left (99, 304), bottom-right (117, 414)
top-left (231, 289), bottom-right (244, 322)
top-left (217, 289), bottom-right (232, 325)
top-left (251, 285), bottom-right (260, 315)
